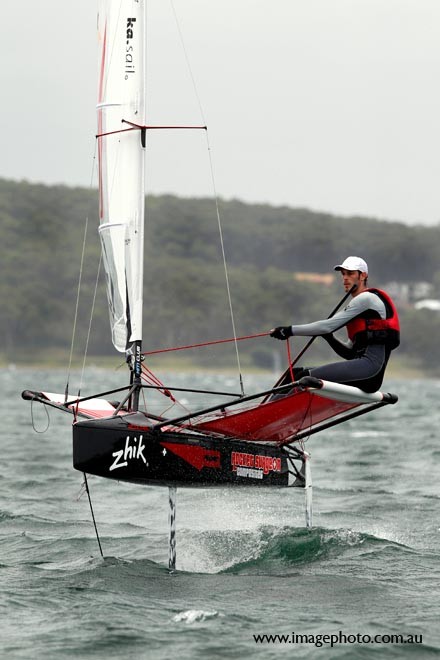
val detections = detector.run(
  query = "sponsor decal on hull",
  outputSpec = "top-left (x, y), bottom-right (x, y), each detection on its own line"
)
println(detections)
top-left (110, 435), bottom-right (147, 472)
top-left (235, 466), bottom-right (263, 480)
top-left (231, 451), bottom-right (282, 479)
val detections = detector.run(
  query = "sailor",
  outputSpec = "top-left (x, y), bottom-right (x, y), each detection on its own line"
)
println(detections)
top-left (270, 256), bottom-right (400, 393)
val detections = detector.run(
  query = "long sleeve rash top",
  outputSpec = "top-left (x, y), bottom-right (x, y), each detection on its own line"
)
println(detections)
top-left (290, 291), bottom-right (386, 348)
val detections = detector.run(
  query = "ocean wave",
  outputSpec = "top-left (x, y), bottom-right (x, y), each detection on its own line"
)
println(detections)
top-left (161, 524), bottom-right (409, 574)
top-left (213, 526), bottom-right (411, 574)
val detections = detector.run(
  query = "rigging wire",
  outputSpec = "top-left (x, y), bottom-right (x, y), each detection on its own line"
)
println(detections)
top-left (206, 134), bottom-right (245, 396)
top-left (65, 142), bottom-right (98, 402)
top-left (141, 364), bottom-right (176, 401)
top-left (65, 216), bottom-right (88, 402)
top-left (286, 339), bottom-right (295, 385)
top-left (77, 252), bottom-right (103, 400)
top-left (30, 394), bottom-right (50, 434)
top-left (81, 473), bottom-right (104, 558)
top-left (141, 362), bottom-right (192, 416)
top-left (142, 331), bottom-right (269, 356)
top-left (169, 0), bottom-right (245, 396)
top-left (66, 136), bottom-right (103, 404)
top-left (169, 0), bottom-right (207, 127)
top-left (285, 338), bottom-right (313, 445)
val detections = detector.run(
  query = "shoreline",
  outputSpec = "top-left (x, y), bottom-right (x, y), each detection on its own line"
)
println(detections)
top-left (1, 354), bottom-right (428, 379)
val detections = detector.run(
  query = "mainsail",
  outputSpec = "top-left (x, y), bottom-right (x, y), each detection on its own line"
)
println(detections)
top-left (97, 0), bottom-right (146, 352)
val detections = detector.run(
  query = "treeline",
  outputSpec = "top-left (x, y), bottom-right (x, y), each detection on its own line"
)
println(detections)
top-left (1, 178), bottom-right (440, 371)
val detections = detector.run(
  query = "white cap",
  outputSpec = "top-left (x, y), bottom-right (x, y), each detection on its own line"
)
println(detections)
top-left (334, 256), bottom-right (368, 274)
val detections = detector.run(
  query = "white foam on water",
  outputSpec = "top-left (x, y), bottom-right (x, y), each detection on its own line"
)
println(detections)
top-left (172, 609), bottom-right (219, 624)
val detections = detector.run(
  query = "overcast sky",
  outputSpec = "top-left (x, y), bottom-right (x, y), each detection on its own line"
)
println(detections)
top-left (1, 0), bottom-right (439, 225)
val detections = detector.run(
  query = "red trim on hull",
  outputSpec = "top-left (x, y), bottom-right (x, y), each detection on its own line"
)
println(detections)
top-left (161, 442), bottom-right (221, 471)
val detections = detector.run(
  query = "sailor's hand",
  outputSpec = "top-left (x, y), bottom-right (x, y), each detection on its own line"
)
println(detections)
top-left (270, 326), bottom-right (293, 340)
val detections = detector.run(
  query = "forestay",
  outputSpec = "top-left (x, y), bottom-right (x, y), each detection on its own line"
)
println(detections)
top-left (97, 0), bottom-right (146, 352)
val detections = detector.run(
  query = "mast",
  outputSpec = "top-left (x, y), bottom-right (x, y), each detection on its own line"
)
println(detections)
top-left (97, 0), bottom-right (146, 410)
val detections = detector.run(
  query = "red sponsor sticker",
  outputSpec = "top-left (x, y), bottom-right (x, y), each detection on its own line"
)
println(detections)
top-left (231, 451), bottom-right (281, 474)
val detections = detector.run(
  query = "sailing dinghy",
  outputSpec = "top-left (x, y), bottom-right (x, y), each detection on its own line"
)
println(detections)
top-left (22, 0), bottom-right (397, 568)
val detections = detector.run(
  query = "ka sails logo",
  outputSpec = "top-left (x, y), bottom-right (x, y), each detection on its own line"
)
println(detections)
top-left (125, 17), bottom-right (136, 79)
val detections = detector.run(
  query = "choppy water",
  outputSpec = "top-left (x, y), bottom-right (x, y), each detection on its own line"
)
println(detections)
top-left (1, 367), bottom-right (439, 658)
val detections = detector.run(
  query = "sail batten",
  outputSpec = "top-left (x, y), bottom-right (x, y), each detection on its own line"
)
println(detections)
top-left (97, 0), bottom-right (145, 353)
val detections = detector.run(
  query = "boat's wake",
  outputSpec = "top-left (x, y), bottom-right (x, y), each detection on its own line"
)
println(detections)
top-left (175, 525), bottom-right (411, 574)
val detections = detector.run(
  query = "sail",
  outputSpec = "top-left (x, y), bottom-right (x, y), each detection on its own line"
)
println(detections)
top-left (97, 0), bottom-right (146, 352)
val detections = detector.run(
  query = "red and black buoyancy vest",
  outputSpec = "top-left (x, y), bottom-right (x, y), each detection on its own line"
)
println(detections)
top-left (346, 288), bottom-right (400, 350)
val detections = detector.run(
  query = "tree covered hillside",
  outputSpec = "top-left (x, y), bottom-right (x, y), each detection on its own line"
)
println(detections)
top-left (1, 178), bottom-right (440, 371)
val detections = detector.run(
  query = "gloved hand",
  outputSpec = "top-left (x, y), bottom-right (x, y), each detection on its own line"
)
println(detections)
top-left (270, 326), bottom-right (293, 340)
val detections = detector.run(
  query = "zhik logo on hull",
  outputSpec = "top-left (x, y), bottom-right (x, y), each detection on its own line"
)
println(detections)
top-left (110, 435), bottom-right (147, 472)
